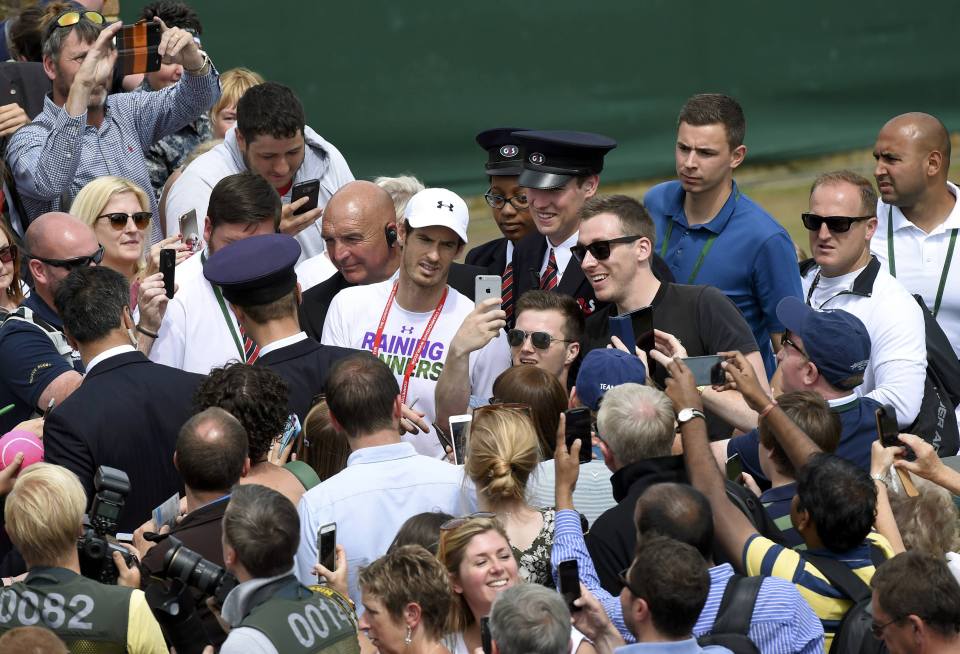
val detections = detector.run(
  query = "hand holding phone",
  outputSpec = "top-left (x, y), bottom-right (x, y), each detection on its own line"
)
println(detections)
top-left (558, 560), bottom-right (582, 611)
top-left (725, 453), bottom-right (743, 482)
top-left (683, 355), bottom-right (725, 387)
top-left (875, 404), bottom-right (919, 496)
top-left (449, 414), bottom-right (471, 465)
top-left (291, 179), bottom-right (321, 216)
top-left (317, 523), bottom-right (336, 576)
top-left (475, 275), bottom-right (502, 304)
top-left (565, 408), bottom-right (592, 464)
top-left (115, 21), bottom-right (162, 76)
top-left (159, 248), bottom-right (176, 299)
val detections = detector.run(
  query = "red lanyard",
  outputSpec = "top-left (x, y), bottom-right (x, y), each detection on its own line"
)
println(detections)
top-left (371, 280), bottom-right (448, 403)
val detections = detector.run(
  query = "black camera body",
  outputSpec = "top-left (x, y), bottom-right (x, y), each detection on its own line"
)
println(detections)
top-left (78, 466), bottom-right (134, 584)
top-left (161, 536), bottom-right (238, 607)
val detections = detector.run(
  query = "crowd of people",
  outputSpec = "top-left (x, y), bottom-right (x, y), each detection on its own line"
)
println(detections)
top-left (0, 1), bottom-right (957, 653)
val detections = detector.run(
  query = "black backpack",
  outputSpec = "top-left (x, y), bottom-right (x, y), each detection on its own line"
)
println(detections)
top-left (800, 552), bottom-right (888, 654)
top-left (725, 480), bottom-right (788, 546)
top-left (697, 574), bottom-right (763, 654)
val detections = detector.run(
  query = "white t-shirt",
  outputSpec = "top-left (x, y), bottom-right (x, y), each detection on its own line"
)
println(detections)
top-left (294, 252), bottom-right (337, 291)
top-left (321, 279), bottom-right (510, 457)
top-left (803, 260), bottom-right (926, 428)
top-left (873, 181), bottom-right (960, 358)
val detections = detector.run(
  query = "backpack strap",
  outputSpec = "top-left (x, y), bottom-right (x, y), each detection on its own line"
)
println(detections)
top-left (800, 552), bottom-right (871, 603)
top-left (283, 460), bottom-right (321, 491)
top-left (711, 574), bottom-right (763, 636)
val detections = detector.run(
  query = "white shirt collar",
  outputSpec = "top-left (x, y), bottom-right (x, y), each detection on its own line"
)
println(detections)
top-left (826, 393), bottom-right (858, 408)
top-left (257, 331), bottom-right (308, 357)
top-left (889, 181), bottom-right (960, 234)
top-left (85, 344), bottom-right (136, 374)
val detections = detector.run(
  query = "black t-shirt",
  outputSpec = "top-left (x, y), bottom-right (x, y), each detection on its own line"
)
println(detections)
top-left (584, 282), bottom-right (759, 437)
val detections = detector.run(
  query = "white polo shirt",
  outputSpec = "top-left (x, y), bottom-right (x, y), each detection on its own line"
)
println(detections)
top-left (872, 181), bottom-right (960, 357)
top-left (802, 257), bottom-right (926, 428)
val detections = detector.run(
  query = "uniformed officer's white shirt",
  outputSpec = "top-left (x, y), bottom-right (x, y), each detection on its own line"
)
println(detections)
top-left (257, 331), bottom-right (308, 358)
top-left (872, 181), bottom-right (960, 358)
top-left (149, 252), bottom-right (245, 374)
top-left (538, 230), bottom-right (579, 281)
top-left (803, 261), bottom-right (926, 428)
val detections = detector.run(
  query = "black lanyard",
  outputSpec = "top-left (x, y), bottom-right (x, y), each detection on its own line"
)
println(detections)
top-left (887, 206), bottom-right (958, 318)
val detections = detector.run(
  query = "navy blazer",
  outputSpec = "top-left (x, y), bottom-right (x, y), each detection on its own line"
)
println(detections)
top-left (43, 351), bottom-right (204, 533)
top-left (465, 237), bottom-right (509, 274)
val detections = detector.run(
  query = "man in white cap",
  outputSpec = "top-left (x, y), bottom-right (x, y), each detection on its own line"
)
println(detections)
top-left (322, 188), bottom-right (509, 457)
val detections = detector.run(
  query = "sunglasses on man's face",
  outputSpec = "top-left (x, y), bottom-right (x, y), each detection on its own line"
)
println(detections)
top-left (29, 245), bottom-right (104, 270)
top-left (44, 10), bottom-right (105, 40)
top-left (506, 329), bottom-right (571, 350)
top-left (0, 244), bottom-right (16, 264)
top-left (800, 213), bottom-right (873, 233)
top-left (571, 235), bottom-right (642, 262)
top-left (97, 212), bottom-right (152, 231)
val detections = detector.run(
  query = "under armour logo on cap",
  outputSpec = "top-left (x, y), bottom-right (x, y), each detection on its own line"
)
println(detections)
top-left (437, 201), bottom-right (454, 211)
top-left (529, 152), bottom-right (545, 165)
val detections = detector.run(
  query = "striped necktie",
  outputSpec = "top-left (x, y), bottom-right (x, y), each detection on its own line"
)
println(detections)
top-left (540, 248), bottom-right (559, 291)
top-left (501, 262), bottom-right (514, 322)
top-left (240, 324), bottom-right (260, 364)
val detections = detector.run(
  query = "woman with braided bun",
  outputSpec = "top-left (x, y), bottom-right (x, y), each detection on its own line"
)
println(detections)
top-left (463, 404), bottom-right (556, 588)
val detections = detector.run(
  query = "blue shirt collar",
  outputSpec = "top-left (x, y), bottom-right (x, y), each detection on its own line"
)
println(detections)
top-left (615, 637), bottom-right (709, 653)
top-left (760, 481), bottom-right (797, 503)
top-left (23, 293), bottom-right (62, 329)
top-left (346, 441), bottom-right (418, 467)
top-left (663, 180), bottom-right (741, 235)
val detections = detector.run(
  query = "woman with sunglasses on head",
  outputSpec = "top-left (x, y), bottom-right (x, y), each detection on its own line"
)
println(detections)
top-left (437, 515), bottom-right (595, 654)
top-left (0, 222), bottom-right (26, 319)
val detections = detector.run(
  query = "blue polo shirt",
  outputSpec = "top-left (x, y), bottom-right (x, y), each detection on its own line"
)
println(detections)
top-left (644, 180), bottom-right (802, 375)
top-left (0, 294), bottom-right (81, 433)
top-left (727, 395), bottom-right (883, 485)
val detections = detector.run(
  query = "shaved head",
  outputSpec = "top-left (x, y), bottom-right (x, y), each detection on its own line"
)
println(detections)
top-left (24, 212), bottom-right (98, 260)
top-left (324, 180), bottom-right (396, 229)
top-left (874, 112), bottom-right (953, 209)
top-left (320, 181), bottom-right (399, 283)
top-left (883, 112), bottom-right (951, 162)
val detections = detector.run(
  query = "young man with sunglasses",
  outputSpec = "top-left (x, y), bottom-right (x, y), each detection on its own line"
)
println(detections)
top-left (5, 9), bottom-right (219, 240)
top-left (0, 212), bottom-right (98, 432)
top-left (798, 170), bottom-right (925, 430)
top-left (644, 93), bottom-right (802, 377)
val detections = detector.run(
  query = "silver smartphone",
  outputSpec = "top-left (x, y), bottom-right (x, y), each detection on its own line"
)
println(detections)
top-left (475, 275), bottom-right (502, 304)
top-left (178, 209), bottom-right (203, 253)
top-left (449, 414), bottom-right (472, 465)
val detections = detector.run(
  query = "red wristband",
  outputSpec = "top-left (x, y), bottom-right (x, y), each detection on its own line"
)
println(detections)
top-left (758, 399), bottom-right (778, 419)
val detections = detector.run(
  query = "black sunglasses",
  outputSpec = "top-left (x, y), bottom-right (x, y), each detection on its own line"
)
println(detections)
top-left (780, 330), bottom-right (808, 359)
top-left (484, 191), bottom-right (529, 211)
top-left (870, 616), bottom-right (902, 640)
top-left (506, 329), bottom-right (571, 350)
top-left (28, 245), bottom-right (104, 270)
top-left (800, 213), bottom-right (873, 233)
top-left (0, 244), bottom-right (17, 264)
top-left (618, 567), bottom-right (642, 597)
top-left (571, 235), bottom-right (642, 262)
top-left (97, 212), bottom-right (152, 231)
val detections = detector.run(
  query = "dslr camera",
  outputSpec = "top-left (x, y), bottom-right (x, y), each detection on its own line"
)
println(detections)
top-left (77, 466), bottom-right (136, 584)
top-left (161, 536), bottom-right (238, 606)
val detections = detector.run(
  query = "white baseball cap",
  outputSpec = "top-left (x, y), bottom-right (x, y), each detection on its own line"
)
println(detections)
top-left (403, 188), bottom-right (469, 244)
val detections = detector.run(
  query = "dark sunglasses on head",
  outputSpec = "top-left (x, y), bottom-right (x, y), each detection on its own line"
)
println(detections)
top-left (484, 191), bottom-right (529, 211)
top-left (97, 212), bottom-right (152, 231)
top-left (506, 328), bottom-right (571, 350)
top-left (28, 245), bottom-right (104, 270)
top-left (474, 402), bottom-right (533, 421)
top-left (800, 213), bottom-right (873, 233)
top-left (0, 244), bottom-right (17, 264)
top-left (44, 10), bottom-right (105, 40)
top-left (571, 235), bottom-right (642, 262)
top-left (439, 512), bottom-right (497, 532)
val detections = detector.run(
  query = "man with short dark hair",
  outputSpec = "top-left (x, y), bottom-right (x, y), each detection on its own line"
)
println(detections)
top-left (871, 550), bottom-right (960, 654)
top-left (294, 353), bottom-right (472, 606)
top-left (150, 171), bottom-right (282, 373)
top-left (220, 484), bottom-right (360, 654)
top-left (44, 265), bottom-right (204, 532)
top-left (6, 8), bottom-right (219, 237)
top-left (645, 93), bottom-right (803, 375)
top-left (488, 584), bottom-right (572, 654)
top-left (165, 81), bottom-right (353, 259)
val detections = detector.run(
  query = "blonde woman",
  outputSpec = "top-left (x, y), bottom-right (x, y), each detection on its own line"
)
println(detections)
top-left (210, 67), bottom-right (264, 140)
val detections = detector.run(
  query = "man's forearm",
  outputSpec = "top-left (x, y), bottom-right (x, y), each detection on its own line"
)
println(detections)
top-left (434, 349), bottom-right (472, 433)
top-left (702, 388), bottom-right (758, 432)
top-left (64, 81), bottom-right (93, 118)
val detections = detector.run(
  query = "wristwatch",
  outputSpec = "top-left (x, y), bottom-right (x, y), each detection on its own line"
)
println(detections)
top-left (677, 408), bottom-right (707, 424)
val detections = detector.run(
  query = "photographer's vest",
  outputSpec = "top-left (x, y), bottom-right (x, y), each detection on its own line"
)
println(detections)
top-left (239, 575), bottom-right (359, 654)
top-left (1, 307), bottom-right (75, 366)
top-left (0, 567), bottom-right (131, 653)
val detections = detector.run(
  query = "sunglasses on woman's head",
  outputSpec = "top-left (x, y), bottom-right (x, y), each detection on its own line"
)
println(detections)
top-left (439, 512), bottom-right (497, 531)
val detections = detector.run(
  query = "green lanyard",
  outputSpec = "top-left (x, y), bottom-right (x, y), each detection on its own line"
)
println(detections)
top-left (887, 206), bottom-right (958, 318)
top-left (201, 251), bottom-right (245, 359)
top-left (659, 221), bottom-right (719, 284)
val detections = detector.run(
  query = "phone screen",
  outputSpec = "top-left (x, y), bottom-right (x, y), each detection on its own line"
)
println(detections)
top-left (627, 305), bottom-right (655, 355)
top-left (558, 560), bottom-right (581, 610)
top-left (875, 404), bottom-right (900, 448)
top-left (725, 453), bottom-right (743, 482)
top-left (683, 355), bottom-right (725, 387)
top-left (178, 209), bottom-right (203, 253)
top-left (292, 179), bottom-right (321, 216)
top-left (564, 408), bottom-right (592, 464)
top-left (450, 415), bottom-right (471, 465)
top-left (317, 523), bottom-right (336, 572)
top-left (608, 314), bottom-right (635, 351)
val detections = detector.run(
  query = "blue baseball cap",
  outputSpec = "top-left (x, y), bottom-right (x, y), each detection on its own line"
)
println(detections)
top-left (575, 349), bottom-right (646, 411)
top-left (775, 296), bottom-right (871, 390)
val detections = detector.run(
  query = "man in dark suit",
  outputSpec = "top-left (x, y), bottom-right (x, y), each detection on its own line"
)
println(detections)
top-left (299, 180), bottom-right (486, 340)
top-left (465, 128), bottom-right (537, 325)
top-left (44, 266), bottom-right (204, 533)
top-left (204, 233), bottom-right (355, 423)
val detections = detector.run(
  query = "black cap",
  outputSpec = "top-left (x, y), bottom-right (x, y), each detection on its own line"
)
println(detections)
top-left (203, 234), bottom-right (301, 306)
top-left (476, 127), bottom-right (529, 177)
top-left (513, 130), bottom-right (617, 190)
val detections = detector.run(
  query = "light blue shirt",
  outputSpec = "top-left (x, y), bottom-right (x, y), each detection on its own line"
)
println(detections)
top-left (615, 637), bottom-right (732, 654)
top-left (295, 441), bottom-right (475, 608)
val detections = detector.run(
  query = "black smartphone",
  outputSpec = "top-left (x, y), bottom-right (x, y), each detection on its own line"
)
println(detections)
top-left (159, 247), bottom-right (176, 299)
top-left (876, 404), bottom-right (914, 460)
top-left (115, 21), bottom-right (161, 76)
top-left (626, 305), bottom-right (655, 355)
top-left (317, 522), bottom-right (336, 573)
top-left (725, 453), bottom-right (743, 482)
top-left (564, 407), bottom-right (592, 464)
top-left (480, 616), bottom-right (492, 654)
top-left (558, 559), bottom-right (581, 611)
top-left (291, 179), bottom-right (321, 216)
top-left (683, 355), bottom-right (725, 386)
top-left (608, 314), bottom-right (635, 351)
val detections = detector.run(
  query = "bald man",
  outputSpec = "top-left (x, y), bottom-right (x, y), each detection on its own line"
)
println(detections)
top-left (871, 112), bottom-right (960, 354)
top-left (298, 180), bottom-right (487, 339)
top-left (0, 212), bottom-right (98, 431)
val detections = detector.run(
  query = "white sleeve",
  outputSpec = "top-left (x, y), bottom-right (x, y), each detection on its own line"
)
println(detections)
top-left (321, 293), bottom-right (350, 347)
top-left (164, 169), bottom-right (212, 239)
top-left (148, 296), bottom-right (187, 369)
top-left (295, 493), bottom-right (322, 586)
top-left (220, 628), bottom-right (278, 654)
top-left (863, 298), bottom-right (927, 427)
top-left (468, 331), bottom-right (512, 402)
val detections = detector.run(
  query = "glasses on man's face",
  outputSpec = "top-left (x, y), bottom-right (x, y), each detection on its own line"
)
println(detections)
top-left (28, 245), bottom-right (104, 270)
top-left (870, 616), bottom-right (902, 640)
top-left (617, 566), bottom-right (641, 597)
top-left (800, 213), bottom-right (873, 234)
top-left (0, 244), bottom-right (17, 264)
top-left (571, 235), bottom-right (642, 262)
top-left (97, 212), bottom-right (152, 231)
top-left (780, 330), bottom-right (808, 359)
top-left (439, 512), bottom-right (497, 532)
top-left (506, 329), bottom-right (571, 350)
top-left (484, 191), bottom-right (529, 211)
top-left (44, 10), bottom-right (105, 40)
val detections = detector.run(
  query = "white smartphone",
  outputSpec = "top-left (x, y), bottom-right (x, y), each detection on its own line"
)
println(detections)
top-left (475, 275), bottom-right (502, 305)
top-left (449, 414), bottom-right (472, 465)
top-left (178, 209), bottom-right (204, 253)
